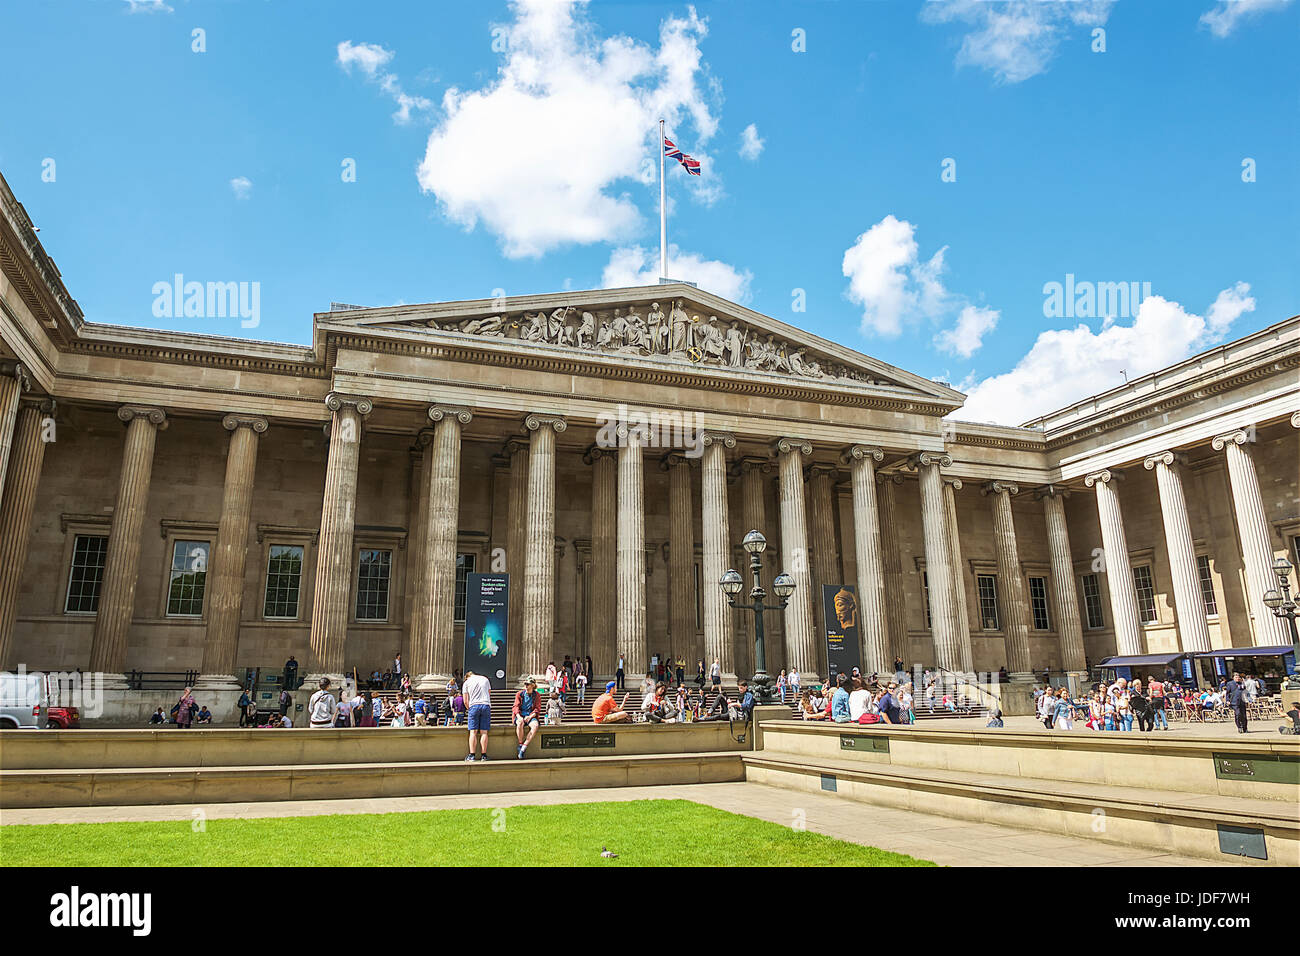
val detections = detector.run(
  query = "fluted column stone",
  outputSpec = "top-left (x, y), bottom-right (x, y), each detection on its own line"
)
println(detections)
top-left (734, 457), bottom-right (773, 679)
top-left (584, 446), bottom-right (616, 675)
top-left (0, 397), bottom-right (54, 669)
top-left (983, 481), bottom-right (1031, 677)
top-left (306, 394), bottom-right (371, 680)
top-left (843, 445), bottom-right (889, 677)
top-left (0, 361), bottom-right (32, 507)
top-left (700, 431), bottom-right (735, 681)
top-left (418, 405), bottom-right (471, 688)
top-left (911, 452), bottom-right (961, 673)
top-left (877, 473), bottom-right (909, 667)
top-left (507, 438), bottom-right (531, 678)
top-left (808, 463), bottom-right (841, 640)
top-left (663, 452), bottom-right (696, 668)
top-left (944, 478), bottom-right (975, 674)
top-left (1085, 469), bottom-right (1142, 656)
top-left (197, 414), bottom-right (267, 688)
top-left (404, 432), bottom-right (433, 679)
top-left (521, 414), bottom-right (565, 677)
top-left (89, 405), bottom-right (167, 683)
top-left (1143, 452), bottom-right (1212, 653)
top-left (1036, 485), bottom-right (1086, 674)
top-left (615, 423), bottom-right (648, 678)
top-left (774, 438), bottom-right (819, 682)
top-left (1213, 429), bottom-right (1290, 646)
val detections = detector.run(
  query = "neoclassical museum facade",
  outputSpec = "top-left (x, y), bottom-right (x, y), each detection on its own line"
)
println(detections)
top-left (2, 173), bottom-right (1298, 717)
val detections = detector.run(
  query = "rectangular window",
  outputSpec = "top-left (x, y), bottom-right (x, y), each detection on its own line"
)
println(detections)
top-left (1028, 576), bottom-right (1050, 630)
top-left (454, 553), bottom-right (476, 622)
top-left (921, 571), bottom-right (932, 629)
top-left (1081, 573), bottom-right (1104, 629)
top-left (976, 573), bottom-right (1000, 630)
top-left (65, 534), bottom-right (109, 613)
top-left (264, 545), bottom-right (304, 619)
top-left (167, 540), bottom-right (210, 617)
top-left (356, 549), bottom-right (393, 621)
top-left (1195, 554), bottom-right (1218, 617)
top-left (1133, 564), bottom-right (1157, 624)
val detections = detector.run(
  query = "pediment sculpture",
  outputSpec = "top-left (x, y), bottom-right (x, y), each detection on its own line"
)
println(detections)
top-left (420, 299), bottom-right (883, 385)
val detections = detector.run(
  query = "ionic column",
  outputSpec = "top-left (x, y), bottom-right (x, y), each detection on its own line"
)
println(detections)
top-left (734, 457), bottom-right (773, 679)
top-left (1212, 429), bottom-right (1290, 646)
top-left (1084, 469), bottom-right (1142, 656)
top-left (663, 452), bottom-right (696, 668)
top-left (1035, 485), bottom-right (1086, 674)
top-left (418, 405), bottom-right (471, 687)
top-left (843, 445), bottom-right (889, 677)
top-left (1143, 452), bottom-right (1212, 653)
top-left (807, 463), bottom-right (842, 639)
top-left (0, 398), bottom-right (54, 669)
top-left (876, 473), bottom-right (909, 667)
top-left (910, 452), bottom-right (961, 673)
top-left (89, 405), bottom-right (168, 683)
top-left (197, 414), bottom-right (267, 689)
top-left (944, 478), bottom-right (975, 674)
top-left (616, 423), bottom-right (647, 677)
top-left (506, 438), bottom-right (531, 678)
top-left (0, 361), bottom-right (31, 506)
top-left (982, 480), bottom-right (1031, 677)
top-left (774, 438), bottom-right (819, 683)
top-left (403, 432), bottom-right (433, 679)
top-left (306, 393), bottom-right (372, 680)
top-left (521, 414), bottom-right (565, 677)
top-left (584, 447), bottom-right (616, 675)
top-left (700, 431), bottom-right (735, 682)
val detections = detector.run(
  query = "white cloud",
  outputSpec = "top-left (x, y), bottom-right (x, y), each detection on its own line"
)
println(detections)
top-left (229, 177), bottom-right (252, 200)
top-left (337, 40), bottom-right (432, 125)
top-left (739, 123), bottom-right (764, 160)
top-left (842, 215), bottom-right (994, 353)
top-left (935, 304), bottom-right (1000, 358)
top-left (955, 284), bottom-right (1255, 425)
top-left (416, 0), bottom-right (720, 258)
top-left (921, 0), bottom-right (1113, 84)
top-left (1199, 0), bottom-right (1293, 38)
top-left (123, 0), bottom-right (172, 13)
top-left (602, 244), bottom-right (752, 303)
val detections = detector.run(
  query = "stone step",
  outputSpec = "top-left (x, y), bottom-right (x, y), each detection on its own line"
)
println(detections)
top-left (1, 752), bottom-right (746, 809)
top-left (742, 751), bottom-right (1299, 867)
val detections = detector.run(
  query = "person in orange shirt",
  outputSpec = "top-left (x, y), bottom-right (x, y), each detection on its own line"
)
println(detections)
top-left (592, 681), bottom-right (632, 723)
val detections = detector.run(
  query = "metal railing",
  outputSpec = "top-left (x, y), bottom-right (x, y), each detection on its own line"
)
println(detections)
top-left (125, 670), bottom-right (200, 691)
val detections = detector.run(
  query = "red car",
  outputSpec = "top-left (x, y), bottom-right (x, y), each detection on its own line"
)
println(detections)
top-left (44, 705), bottom-right (81, 729)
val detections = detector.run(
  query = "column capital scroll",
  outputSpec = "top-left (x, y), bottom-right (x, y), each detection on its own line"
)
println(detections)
top-left (841, 444), bottom-right (884, 465)
top-left (1291, 411), bottom-right (1300, 430)
top-left (582, 444), bottom-right (614, 465)
top-left (1033, 483), bottom-right (1070, 501)
top-left (771, 437), bottom-right (813, 458)
top-left (414, 427), bottom-right (436, 450)
top-left (1142, 450), bottom-right (1187, 471)
top-left (731, 455), bottom-right (774, 477)
top-left (0, 360), bottom-right (32, 392)
top-left (523, 413), bottom-right (567, 434)
top-left (117, 405), bottom-right (168, 429)
top-left (906, 451), bottom-right (952, 470)
top-left (945, 477), bottom-right (964, 491)
top-left (700, 430), bottom-right (736, 449)
top-left (1083, 468), bottom-right (1122, 487)
top-left (324, 392), bottom-right (373, 417)
top-left (980, 480), bottom-right (1019, 496)
top-left (1211, 428), bottom-right (1253, 450)
top-left (659, 451), bottom-right (695, 470)
top-left (428, 404), bottom-right (472, 425)
top-left (20, 395), bottom-right (56, 416)
top-left (221, 413), bottom-right (268, 434)
top-left (875, 472), bottom-right (904, 486)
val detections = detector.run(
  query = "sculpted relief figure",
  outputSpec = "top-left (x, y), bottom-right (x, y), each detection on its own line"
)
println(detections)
top-left (422, 299), bottom-right (881, 385)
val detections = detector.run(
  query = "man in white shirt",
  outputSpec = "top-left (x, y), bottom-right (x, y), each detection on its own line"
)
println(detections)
top-left (308, 678), bottom-right (337, 729)
top-left (462, 669), bottom-right (493, 761)
top-left (789, 669), bottom-right (801, 696)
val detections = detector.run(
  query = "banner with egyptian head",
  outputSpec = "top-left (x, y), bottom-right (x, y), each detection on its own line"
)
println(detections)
top-left (463, 572), bottom-right (509, 689)
top-left (823, 584), bottom-right (861, 684)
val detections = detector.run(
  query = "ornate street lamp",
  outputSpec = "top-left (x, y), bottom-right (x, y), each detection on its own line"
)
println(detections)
top-left (719, 529), bottom-right (796, 705)
top-left (1263, 555), bottom-right (1300, 689)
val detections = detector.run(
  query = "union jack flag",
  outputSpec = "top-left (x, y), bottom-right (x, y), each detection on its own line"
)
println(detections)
top-left (663, 137), bottom-right (701, 176)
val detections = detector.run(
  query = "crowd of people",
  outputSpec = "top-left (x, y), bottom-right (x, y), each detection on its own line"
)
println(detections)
top-left (1032, 671), bottom-right (1271, 734)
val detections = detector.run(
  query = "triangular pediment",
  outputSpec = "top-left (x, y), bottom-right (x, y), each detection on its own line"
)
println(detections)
top-left (316, 283), bottom-right (964, 408)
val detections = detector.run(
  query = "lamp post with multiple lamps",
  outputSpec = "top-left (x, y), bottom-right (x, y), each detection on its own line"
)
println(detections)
top-left (1262, 555), bottom-right (1300, 692)
top-left (719, 529), bottom-right (795, 705)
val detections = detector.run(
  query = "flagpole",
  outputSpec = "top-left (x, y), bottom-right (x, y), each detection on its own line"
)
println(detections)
top-left (659, 118), bottom-right (667, 279)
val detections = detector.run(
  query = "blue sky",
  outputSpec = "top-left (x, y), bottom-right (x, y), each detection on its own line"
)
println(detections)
top-left (1, 0), bottom-right (1295, 423)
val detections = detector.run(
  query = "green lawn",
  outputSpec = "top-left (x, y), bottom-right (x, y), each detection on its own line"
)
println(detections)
top-left (1, 799), bottom-right (933, 867)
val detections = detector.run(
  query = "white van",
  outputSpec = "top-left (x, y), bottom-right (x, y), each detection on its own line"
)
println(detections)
top-left (0, 671), bottom-right (47, 729)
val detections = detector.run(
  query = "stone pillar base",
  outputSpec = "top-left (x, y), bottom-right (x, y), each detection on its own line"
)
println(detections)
top-left (1065, 670), bottom-right (1091, 696)
top-left (99, 672), bottom-right (131, 691)
top-left (194, 673), bottom-right (243, 692)
top-left (413, 672), bottom-right (451, 693)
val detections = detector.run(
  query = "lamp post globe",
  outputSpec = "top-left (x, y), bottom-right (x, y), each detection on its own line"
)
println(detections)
top-left (719, 569), bottom-right (744, 596)
top-left (773, 572), bottom-right (796, 599)
top-left (742, 529), bottom-right (767, 555)
top-left (1264, 589), bottom-right (1284, 610)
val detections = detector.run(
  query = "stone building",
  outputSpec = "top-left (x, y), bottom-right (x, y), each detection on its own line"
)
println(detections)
top-left (1, 173), bottom-right (1297, 720)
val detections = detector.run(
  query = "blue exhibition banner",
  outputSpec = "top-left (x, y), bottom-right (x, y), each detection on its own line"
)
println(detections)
top-left (463, 572), bottom-right (509, 689)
